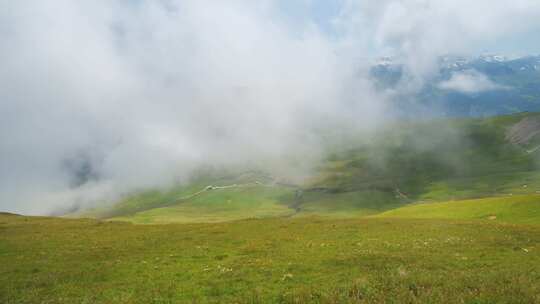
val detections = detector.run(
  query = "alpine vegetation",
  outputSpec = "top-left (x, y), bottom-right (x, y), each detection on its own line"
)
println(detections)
top-left (2, 2), bottom-right (540, 303)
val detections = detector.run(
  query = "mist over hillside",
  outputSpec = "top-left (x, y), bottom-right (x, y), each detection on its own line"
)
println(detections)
top-left (2, 1), bottom-right (540, 215)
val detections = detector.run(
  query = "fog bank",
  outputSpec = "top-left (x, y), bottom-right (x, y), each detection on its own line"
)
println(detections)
top-left (2, 1), bottom-right (540, 214)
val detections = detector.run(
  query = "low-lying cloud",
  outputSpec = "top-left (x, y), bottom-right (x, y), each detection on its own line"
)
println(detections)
top-left (438, 70), bottom-right (508, 94)
top-left (2, 1), bottom-right (540, 215)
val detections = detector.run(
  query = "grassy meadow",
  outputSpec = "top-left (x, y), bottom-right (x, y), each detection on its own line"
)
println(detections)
top-left (2, 213), bottom-right (540, 303)
top-left (375, 194), bottom-right (540, 225)
top-left (4, 113), bottom-right (540, 303)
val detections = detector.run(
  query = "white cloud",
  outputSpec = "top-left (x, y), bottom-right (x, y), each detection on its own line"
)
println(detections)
top-left (336, 0), bottom-right (540, 81)
top-left (437, 70), bottom-right (507, 94)
top-left (1, 1), bottom-right (540, 215)
top-left (0, 1), bottom-right (384, 215)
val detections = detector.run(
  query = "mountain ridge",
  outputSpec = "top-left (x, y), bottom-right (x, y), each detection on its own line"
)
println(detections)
top-left (371, 54), bottom-right (540, 117)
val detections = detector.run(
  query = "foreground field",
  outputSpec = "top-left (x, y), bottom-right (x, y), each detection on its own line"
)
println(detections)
top-left (1, 213), bottom-right (540, 303)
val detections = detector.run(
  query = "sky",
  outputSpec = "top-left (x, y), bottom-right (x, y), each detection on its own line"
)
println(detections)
top-left (2, 0), bottom-right (540, 215)
top-left (291, 0), bottom-right (540, 56)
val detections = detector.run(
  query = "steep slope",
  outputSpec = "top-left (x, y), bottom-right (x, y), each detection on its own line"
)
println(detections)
top-left (308, 112), bottom-right (539, 201)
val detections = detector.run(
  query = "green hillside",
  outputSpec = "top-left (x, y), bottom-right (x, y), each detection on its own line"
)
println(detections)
top-left (111, 186), bottom-right (295, 224)
top-left (376, 194), bottom-right (540, 225)
top-left (74, 112), bottom-right (540, 224)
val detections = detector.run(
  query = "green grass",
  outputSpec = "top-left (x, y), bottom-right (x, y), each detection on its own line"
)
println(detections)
top-left (295, 190), bottom-right (403, 218)
top-left (2, 214), bottom-right (540, 303)
top-left (110, 186), bottom-right (295, 224)
top-left (418, 171), bottom-right (540, 201)
top-left (109, 187), bottom-right (407, 224)
top-left (376, 194), bottom-right (540, 225)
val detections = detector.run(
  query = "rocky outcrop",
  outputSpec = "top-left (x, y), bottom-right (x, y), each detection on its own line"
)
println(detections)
top-left (506, 116), bottom-right (540, 145)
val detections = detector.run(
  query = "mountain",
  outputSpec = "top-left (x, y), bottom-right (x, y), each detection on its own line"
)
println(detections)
top-left (370, 54), bottom-right (540, 117)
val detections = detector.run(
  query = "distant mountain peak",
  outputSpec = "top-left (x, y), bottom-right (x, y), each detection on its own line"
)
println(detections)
top-left (370, 53), bottom-right (540, 118)
top-left (479, 54), bottom-right (508, 63)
